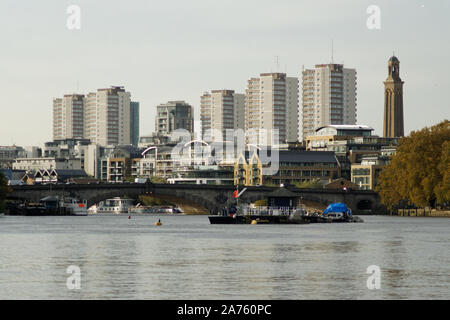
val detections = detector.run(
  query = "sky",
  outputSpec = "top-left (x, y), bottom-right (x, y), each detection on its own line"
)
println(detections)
top-left (0, 0), bottom-right (449, 146)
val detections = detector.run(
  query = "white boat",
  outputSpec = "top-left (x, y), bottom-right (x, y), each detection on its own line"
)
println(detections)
top-left (89, 197), bottom-right (134, 214)
top-left (129, 205), bottom-right (182, 214)
top-left (61, 197), bottom-right (88, 216)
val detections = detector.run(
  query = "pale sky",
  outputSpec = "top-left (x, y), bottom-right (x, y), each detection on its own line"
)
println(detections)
top-left (0, 0), bottom-right (449, 146)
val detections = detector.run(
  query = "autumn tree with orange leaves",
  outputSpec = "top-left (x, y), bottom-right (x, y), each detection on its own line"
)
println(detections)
top-left (376, 120), bottom-right (450, 210)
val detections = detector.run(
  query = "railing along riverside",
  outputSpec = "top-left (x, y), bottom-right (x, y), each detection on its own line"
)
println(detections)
top-left (242, 206), bottom-right (302, 216)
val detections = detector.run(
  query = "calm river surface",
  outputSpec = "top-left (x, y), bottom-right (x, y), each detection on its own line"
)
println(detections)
top-left (0, 215), bottom-right (448, 299)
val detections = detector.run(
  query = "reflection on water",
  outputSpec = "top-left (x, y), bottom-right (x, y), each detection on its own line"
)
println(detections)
top-left (0, 215), bottom-right (448, 299)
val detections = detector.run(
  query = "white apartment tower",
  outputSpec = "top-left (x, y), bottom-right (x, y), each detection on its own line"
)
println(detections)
top-left (302, 64), bottom-right (357, 140)
top-left (53, 94), bottom-right (85, 140)
top-left (84, 86), bottom-right (131, 146)
top-left (245, 73), bottom-right (299, 145)
top-left (200, 90), bottom-right (245, 140)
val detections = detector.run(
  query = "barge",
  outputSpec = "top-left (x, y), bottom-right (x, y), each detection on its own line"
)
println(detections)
top-left (208, 188), bottom-right (363, 224)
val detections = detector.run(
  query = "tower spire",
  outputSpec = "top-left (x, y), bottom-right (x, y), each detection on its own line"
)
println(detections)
top-left (383, 55), bottom-right (404, 138)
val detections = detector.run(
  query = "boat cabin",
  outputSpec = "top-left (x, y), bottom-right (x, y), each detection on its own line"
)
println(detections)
top-left (266, 188), bottom-right (301, 208)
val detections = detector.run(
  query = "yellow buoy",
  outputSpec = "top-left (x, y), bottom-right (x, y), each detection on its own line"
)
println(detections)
top-left (154, 221), bottom-right (162, 226)
top-left (251, 220), bottom-right (258, 225)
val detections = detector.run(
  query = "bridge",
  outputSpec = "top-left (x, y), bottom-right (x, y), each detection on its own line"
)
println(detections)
top-left (8, 183), bottom-right (384, 214)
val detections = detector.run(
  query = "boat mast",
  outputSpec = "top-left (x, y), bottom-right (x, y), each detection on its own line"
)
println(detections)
top-left (236, 185), bottom-right (239, 210)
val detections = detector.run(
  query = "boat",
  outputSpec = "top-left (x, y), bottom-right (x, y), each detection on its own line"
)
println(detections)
top-left (5, 196), bottom-right (87, 216)
top-left (60, 196), bottom-right (88, 216)
top-left (129, 204), bottom-right (183, 214)
top-left (89, 197), bottom-right (134, 214)
top-left (209, 188), bottom-right (312, 225)
top-left (208, 188), bottom-right (363, 224)
top-left (317, 203), bottom-right (363, 223)
top-left (209, 205), bottom-right (310, 224)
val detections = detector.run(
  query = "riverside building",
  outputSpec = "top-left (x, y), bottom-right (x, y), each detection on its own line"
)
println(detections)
top-left (302, 64), bottom-right (357, 141)
top-left (245, 73), bottom-right (299, 145)
top-left (53, 94), bottom-right (85, 140)
top-left (53, 86), bottom-right (139, 147)
top-left (200, 90), bottom-right (245, 140)
top-left (155, 101), bottom-right (194, 138)
top-left (84, 86), bottom-right (132, 146)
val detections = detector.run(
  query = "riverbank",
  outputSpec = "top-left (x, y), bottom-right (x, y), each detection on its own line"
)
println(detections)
top-left (396, 208), bottom-right (450, 217)
top-left (299, 200), bottom-right (327, 212)
top-left (146, 194), bottom-right (209, 215)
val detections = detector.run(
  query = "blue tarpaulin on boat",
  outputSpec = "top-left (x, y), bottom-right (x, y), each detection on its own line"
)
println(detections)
top-left (323, 203), bottom-right (352, 215)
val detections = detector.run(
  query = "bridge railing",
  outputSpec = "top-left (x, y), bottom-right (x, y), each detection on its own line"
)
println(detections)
top-left (242, 206), bottom-right (302, 216)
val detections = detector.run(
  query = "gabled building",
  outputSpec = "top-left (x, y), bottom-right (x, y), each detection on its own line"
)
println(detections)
top-left (32, 169), bottom-right (87, 184)
top-left (234, 149), bottom-right (341, 186)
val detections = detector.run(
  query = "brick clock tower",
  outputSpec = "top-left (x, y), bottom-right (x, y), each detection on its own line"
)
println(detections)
top-left (383, 55), bottom-right (404, 137)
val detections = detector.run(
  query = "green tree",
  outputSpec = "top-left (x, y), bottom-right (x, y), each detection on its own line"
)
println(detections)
top-left (295, 179), bottom-right (323, 189)
top-left (150, 176), bottom-right (168, 184)
top-left (0, 171), bottom-right (11, 212)
top-left (376, 120), bottom-right (450, 209)
top-left (139, 195), bottom-right (171, 206)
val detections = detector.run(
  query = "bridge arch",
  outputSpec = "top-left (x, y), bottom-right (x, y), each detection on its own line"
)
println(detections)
top-left (357, 199), bottom-right (373, 210)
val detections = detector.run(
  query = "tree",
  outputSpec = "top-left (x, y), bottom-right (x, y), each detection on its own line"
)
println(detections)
top-left (138, 195), bottom-right (171, 206)
top-left (376, 120), bottom-right (450, 209)
top-left (0, 171), bottom-right (11, 212)
top-left (435, 140), bottom-right (450, 206)
top-left (150, 176), bottom-right (168, 184)
top-left (295, 179), bottom-right (323, 189)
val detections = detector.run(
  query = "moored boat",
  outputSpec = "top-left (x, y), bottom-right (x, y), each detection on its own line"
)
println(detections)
top-left (5, 196), bottom-right (87, 216)
top-left (208, 188), bottom-right (363, 224)
top-left (129, 205), bottom-right (182, 214)
top-left (89, 197), bottom-right (134, 214)
top-left (317, 203), bottom-right (363, 223)
top-left (209, 205), bottom-right (310, 224)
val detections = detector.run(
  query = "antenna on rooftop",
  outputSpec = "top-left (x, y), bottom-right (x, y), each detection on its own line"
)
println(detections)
top-left (275, 55), bottom-right (280, 72)
top-left (331, 39), bottom-right (334, 64)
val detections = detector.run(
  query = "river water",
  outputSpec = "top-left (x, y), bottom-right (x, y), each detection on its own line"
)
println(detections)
top-left (0, 215), bottom-right (448, 300)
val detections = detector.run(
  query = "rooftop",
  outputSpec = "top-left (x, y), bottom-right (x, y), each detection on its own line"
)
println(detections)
top-left (315, 125), bottom-right (374, 132)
